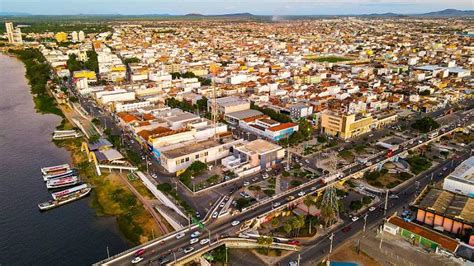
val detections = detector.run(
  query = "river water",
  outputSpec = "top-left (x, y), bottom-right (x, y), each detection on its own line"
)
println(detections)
top-left (0, 54), bottom-right (129, 265)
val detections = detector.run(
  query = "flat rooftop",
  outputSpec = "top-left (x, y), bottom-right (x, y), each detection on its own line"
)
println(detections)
top-left (225, 109), bottom-right (263, 120)
top-left (160, 139), bottom-right (238, 159)
top-left (236, 139), bottom-right (282, 155)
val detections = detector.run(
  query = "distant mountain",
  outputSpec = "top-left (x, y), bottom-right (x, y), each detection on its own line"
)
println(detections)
top-left (184, 13), bottom-right (204, 17)
top-left (417, 9), bottom-right (474, 17)
top-left (0, 11), bottom-right (32, 16)
top-left (359, 12), bottom-right (407, 18)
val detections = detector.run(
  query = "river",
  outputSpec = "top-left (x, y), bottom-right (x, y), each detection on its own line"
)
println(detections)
top-left (0, 54), bottom-right (129, 265)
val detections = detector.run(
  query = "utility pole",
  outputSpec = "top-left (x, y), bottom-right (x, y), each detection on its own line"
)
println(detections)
top-left (297, 253), bottom-right (301, 266)
top-left (384, 189), bottom-right (389, 215)
top-left (225, 246), bottom-right (228, 264)
top-left (379, 225), bottom-right (384, 249)
top-left (363, 212), bottom-right (368, 232)
top-left (328, 233), bottom-right (334, 261)
top-left (106, 246), bottom-right (110, 258)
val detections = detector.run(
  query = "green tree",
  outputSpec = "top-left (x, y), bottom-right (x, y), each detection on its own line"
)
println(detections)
top-left (303, 195), bottom-right (316, 216)
top-left (67, 54), bottom-right (83, 72)
top-left (257, 236), bottom-right (273, 254)
top-left (411, 117), bottom-right (440, 133)
top-left (283, 222), bottom-right (292, 236)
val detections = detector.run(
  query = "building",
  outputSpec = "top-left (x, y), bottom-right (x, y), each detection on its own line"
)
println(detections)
top-left (78, 30), bottom-right (85, 41)
top-left (73, 70), bottom-right (97, 82)
top-left (209, 96), bottom-right (250, 114)
top-left (321, 111), bottom-right (373, 139)
top-left (443, 156), bottom-right (474, 197)
top-left (160, 138), bottom-right (241, 174)
top-left (287, 104), bottom-right (314, 120)
top-left (222, 139), bottom-right (285, 175)
top-left (71, 31), bottom-right (78, 42)
top-left (224, 109), bottom-right (263, 126)
top-left (412, 186), bottom-right (473, 235)
top-left (55, 32), bottom-right (68, 43)
top-left (5, 22), bottom-right (23, 45)
top-left (320, 110), bottom-right (397, 140)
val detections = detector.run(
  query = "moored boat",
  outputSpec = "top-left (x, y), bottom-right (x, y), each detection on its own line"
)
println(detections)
top-left (38, 185), bottom-right (92, 211)
top-left (51, 184), bottom-right (88, 200)
top-left (46, 176), bottom-right (79, 189)
top-left (41, 164), bottom-right (70, 176)
top-left (42, 169), bottom-right (76, 182)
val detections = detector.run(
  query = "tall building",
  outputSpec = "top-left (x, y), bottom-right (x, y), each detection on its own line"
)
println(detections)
top-left (71, 31), bottom-right (78, 42)
top-left (78, 30), bottom-right (85, 42)
top-left (5, 22), bottom-right (23, 45)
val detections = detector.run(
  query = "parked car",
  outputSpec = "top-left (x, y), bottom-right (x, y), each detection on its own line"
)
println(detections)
top-left (190, 238), bottom-right (199, 244)
top-left (273, 202), bottom-right (281, 208)
top-left (212, 212), bottom-right (218, 219)
top-left (288, 240), bottom-right (300, 246)
top-left (243, 181), bottom-right (250, 186)
top-left (298, 191), bottom-right (306, 197)
top-left (200, 238), bottom-right (210, 245)
top-left (175, 232), bottom-right (185, 239)
top-left (351, 216), bottom-right (359, 222)
top-left (369, 206), bottom-right (376, 212)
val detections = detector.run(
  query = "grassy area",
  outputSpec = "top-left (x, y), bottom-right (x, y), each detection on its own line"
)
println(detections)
top-left (364, 168), bottom-right (413, 189)
top-left (309, 56), bottom-right (353, 63)
top-left (54, 137), bottom-right (163, 244)
top-left (407, 155), bottom-right (432, 174)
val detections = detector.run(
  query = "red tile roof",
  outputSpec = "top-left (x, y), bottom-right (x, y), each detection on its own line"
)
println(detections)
top-left (388, 216), bottom-right (459, 252)
top-left (267, 122), bottom-right (297, 132)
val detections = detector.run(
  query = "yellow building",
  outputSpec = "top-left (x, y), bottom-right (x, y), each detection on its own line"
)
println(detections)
top-left (73, 70), bottom-right (97, 81)
top-left (321, 111), bottom-right (373, 140)
top-left (55, 32), bottom-right (68, 42)
top-left (321, 111), bottom-right (397, 139)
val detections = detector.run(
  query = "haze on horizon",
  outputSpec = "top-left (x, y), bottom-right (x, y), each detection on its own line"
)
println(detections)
top-left (1, 0), bottom-right (472, 16)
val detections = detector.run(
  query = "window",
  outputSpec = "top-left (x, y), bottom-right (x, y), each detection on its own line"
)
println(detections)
top-left (185, 157), bottom-right (190, 162)
top-left (204, 151), bottom-right (209, 156)
top-left (195, 154), bottom-right (199, 159)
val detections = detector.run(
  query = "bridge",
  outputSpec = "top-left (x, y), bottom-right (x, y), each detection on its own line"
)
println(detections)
top-left (95, 121), bottom-right (468, 266)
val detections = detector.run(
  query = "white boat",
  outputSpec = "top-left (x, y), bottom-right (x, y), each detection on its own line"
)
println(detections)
top-left (38, 186), bottom-right (92, 211)
top-left (52, 184), bottom-right (88, 200)
top-left (41, 164), bottom-right (70, 176)
top-left (42, 169), bottom-right (76, 182)
top-left (46, 176), bottom-right (79, 189)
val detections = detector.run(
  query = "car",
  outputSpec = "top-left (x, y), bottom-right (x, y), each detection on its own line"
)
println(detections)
top-left (200, 238), bottom-right (210, 245)
top-left (219, 202), bottom-right (225, 208)
top-left (342, 226), bottom-right (351, 233)
top-left (191, 231), bottom-right (201, 238)
top-left (369, 206), bottom-right (376, 212)
top-left (231, 220), bottom-right (240, 226)
top-left (273, 202), bottom-right (281, 208)
top-left (442, 167), bottom-right (447, 171)
top-left (310, 186), bottom-right (318, 191)
top-left (251, 177), bottom-right (258, 182)
top-left (175, 232), bottom-right (185, 239)
top-left (298, 191), bottom-right (306, 197)
top-left (288, 240), bottom-right (300, 246)
top-left (131, 257), bottom-right (144, 264)
top-left (141, 156), bottom-right (145, 160)
top-left (262, 173), bottom-right (269, 179)
top-left (286, 196), bottom-right (295, 201)
top-left (305, 159), bottom-right (310, 164)
top-left (220, 233), bottom-right (230, 238)
top-left (190, 238), bottom-right (199, 244)
top-left (134, 248), bottom-right (145, 257)
top-left (148, 162), bottom-right (152, 166)
top-left (183, 247), bottom-right (194, 254)
top-left (195, 211), bottom-right (201, 218)
top-left (289, 260), bottom-right (298, 266)
top-left (243, 181), bottom-right (250, 186)
top-left (212, 212), bottom-right (218, 219)
top-left (351, 216), bottom-right (359, 222)
top-left (243, 193), bottom-right (251, 199)
top-left (389, 194), bottom-right (399, 199)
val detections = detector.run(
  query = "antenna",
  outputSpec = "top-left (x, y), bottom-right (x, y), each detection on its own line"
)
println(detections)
top-left (211, 66), bottom-right (219, 142)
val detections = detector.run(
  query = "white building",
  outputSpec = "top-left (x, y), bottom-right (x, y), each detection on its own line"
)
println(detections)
top-left (78, 31), bottom-right (85, 41)
top-left (71, 31), bottom-right (78, 42)
top-left (443, 156), bottom-right (474, 197)
top-left (5, 22), bottom-right (22, 45)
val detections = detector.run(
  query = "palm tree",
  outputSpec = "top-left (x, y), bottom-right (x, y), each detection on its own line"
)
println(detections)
top-left (303, 195), bottom-right (315, 216)
top-left (283, 221), bottom-right (292, 236)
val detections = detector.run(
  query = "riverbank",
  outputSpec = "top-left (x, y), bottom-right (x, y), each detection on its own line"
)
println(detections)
top-left (8, 49), bottom-right (165, 245)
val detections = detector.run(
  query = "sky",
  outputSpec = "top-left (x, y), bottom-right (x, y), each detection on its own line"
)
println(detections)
top-left (1, 0), bottom-right (472, 15)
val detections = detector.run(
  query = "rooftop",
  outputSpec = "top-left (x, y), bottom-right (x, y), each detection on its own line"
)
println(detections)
top-left (413, 187), bottom-right (474, 225)
top-left (236, 139), bottom-right (282, 155)
top-left (225, 109), bottom-right (263, 120)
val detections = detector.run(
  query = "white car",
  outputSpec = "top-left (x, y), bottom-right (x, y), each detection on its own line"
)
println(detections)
top-left (369, 206), bottom-right (376, 212)
top-left (273, 202), bottom-right (281, 208)
top-left (212, 212), bottom-right (218, 219)
top-left (310, 186), bottom-right (318, 191)
top-left (243, 181), bottom-right (250, 186)
top-left (190, 238), bottom-right (199, 244)
top-left (351, 216), bottom-right (359, 222)
top-left (200, 238), bottom-right (210, 245)
top-left (131, 257), bottom-right (144, 264)
top-left (298, 191), bottom-right (306, 197)
top-left (231, 220), bottom-right (240, 226)
top-left (191, 231), bottom-right (201, 238)
top-left (183, 247), bottom-right (194, 254)
top-left (175, 232), bottom-right (185, 239)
